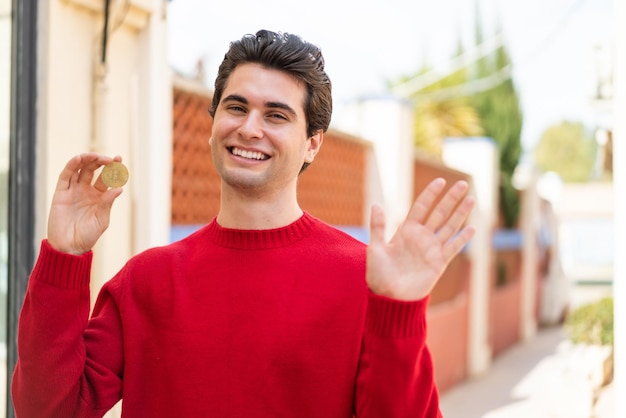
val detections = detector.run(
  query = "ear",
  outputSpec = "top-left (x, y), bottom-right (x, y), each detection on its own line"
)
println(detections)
top-left (208, 136), bottom-right (213, 146)
top-left (304, 131), bottom-right (324, 163)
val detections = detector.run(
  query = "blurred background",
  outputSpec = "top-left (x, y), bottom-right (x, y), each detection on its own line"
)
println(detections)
top-left (1, 0), bottom-right (622, 417)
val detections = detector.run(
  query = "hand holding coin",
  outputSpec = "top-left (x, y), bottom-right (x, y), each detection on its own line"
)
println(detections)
top-left (48, 154), bottom-right (127, 254)
top-left (101, 161), bottom-right (129, 188)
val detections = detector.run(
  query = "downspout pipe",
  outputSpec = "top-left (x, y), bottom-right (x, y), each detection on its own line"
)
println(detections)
top-left (101, 0), bottom-right (110, 63)
top-left (91, 0), bottom-right (111, 152)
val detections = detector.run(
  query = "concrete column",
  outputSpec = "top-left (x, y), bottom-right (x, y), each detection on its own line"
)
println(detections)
top-left (519, 171), bottom-right (539, 340)
top-left (132, 0), bottom-right (172, 253)
top-left (443, 137), bottom-right (498, 376)
top-left (340, 96), bottom-right (415, 239)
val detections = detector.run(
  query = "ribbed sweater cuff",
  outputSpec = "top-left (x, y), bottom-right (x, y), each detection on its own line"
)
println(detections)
top-left (365, 292), bottom-right (429, 338)
top-left (30, 240), bottom-right (93, 289)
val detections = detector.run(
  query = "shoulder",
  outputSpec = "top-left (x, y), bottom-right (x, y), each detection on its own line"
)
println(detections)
top-left (303, 213), bottom-right (367, 257)
top-left (115, 224), bottom-right (211, 279)
top-left (103, 227), bottom-right (214, 306)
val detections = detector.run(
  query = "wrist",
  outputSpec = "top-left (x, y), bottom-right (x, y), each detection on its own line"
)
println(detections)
top-left (368, 281), bottom-right (430, 302)
top-left (46, 238), bottom-right (89, 256)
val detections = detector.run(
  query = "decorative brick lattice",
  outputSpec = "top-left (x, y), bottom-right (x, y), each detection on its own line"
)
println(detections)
top-left (298, 132), bottom-right (368, 226)
top-left (172, 87), bottom-right (220, 224)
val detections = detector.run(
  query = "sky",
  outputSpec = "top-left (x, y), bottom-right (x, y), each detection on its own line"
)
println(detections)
top-left (166, 0), bottom-right (614, 152)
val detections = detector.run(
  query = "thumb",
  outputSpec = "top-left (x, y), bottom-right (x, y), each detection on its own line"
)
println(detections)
top-left (369, 204), bottom-right (386, 245)
top-left (103, 187), bottom-right (124, 205)
top-left (99, 187), bottom-right (124, 215)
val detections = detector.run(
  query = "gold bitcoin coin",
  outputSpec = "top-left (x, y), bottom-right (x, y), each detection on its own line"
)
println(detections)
top-left (101, 162), bottom-right (129, 188)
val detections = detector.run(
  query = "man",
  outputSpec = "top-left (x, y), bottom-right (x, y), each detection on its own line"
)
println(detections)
top-left (12, 30), bottom-right (474, 417)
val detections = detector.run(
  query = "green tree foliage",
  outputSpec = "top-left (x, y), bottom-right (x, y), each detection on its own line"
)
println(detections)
top-left (534, 121), bottom-right (597, 182)
top-left (390, 49), bottom-right (483, 158)
top-left (468, 21), bottom-right (523, 228)
top-left (389, 9), bottom-right (524, 228)
top-left (566, 297), bottom-right (613, 346)
top-left (412, 99), bottom-right (483, 156)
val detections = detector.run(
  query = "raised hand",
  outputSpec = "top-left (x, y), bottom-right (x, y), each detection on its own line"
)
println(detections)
top-left (47, 153), bottom-right (125, 255)
top-left (367, 178), bottom-right (475, 301)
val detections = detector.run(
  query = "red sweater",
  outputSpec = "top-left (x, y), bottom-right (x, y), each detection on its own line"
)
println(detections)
top-left (12, 213), bottom-right (442, 417)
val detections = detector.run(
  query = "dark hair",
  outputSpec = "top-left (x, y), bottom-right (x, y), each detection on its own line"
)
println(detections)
top-left (209, 30), bottom-right (332, 144)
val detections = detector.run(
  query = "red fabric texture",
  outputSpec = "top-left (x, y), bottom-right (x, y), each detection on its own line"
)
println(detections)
top-left (12, 212), bottom-right (442, 417)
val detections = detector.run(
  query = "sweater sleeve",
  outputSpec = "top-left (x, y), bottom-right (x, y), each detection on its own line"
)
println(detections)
top-left (11, 240), bottom-right (124, 418)
top-left (354, 292), bottom-right (443, 418)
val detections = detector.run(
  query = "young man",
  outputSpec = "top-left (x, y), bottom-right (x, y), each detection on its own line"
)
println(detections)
top-left (12, 30), bottom-right (475, 417)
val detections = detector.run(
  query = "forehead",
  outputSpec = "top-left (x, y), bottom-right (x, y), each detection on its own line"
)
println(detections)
top-left (223, 63), bottom-right (306, 112)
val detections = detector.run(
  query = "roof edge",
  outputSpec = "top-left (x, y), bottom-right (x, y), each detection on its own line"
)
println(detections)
top-left (173, 73), bottom-right (214, 98)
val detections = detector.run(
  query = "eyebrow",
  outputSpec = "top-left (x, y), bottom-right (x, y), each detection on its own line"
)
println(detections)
top-left (222, 94), bottom-right (298, 117)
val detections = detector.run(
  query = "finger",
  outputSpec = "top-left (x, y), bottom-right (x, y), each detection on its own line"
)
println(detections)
top-left (102, 187), bottom-right (124, 206)
top-left (436, 195), bottom-right (475, 243)
top-left (56, 155), bottom-right (84, 191)
top-left (57, 153), bottom-right (103, 189)
top-left (93, 174), bottom-right (109, 192)
top-left (76, 153), bottom-right (114, 185)
top-left (97, 187), bottom-right (124, 217)
top-left (406, 178), bottom-right (446, 224)
top-left (369, 204), bottom-right (386, 245)
top-left (94, 188), bottom-right (124, 232)
top-left (443, 225), bottom-right (476, 262)
top-left (425, 180), bottom-right (470, 231)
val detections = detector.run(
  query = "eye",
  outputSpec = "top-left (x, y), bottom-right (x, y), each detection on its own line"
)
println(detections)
top-left (228, 105), bottom-right (246, 113)
top-left (268, 112), bottom-right (288, 121)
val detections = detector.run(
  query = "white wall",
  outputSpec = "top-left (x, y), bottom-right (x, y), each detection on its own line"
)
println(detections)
top-left (613, 0), bottom-right (625, 416)
top-left (0, 1), bottom-right (10, 414)
top-left (0, 0), bottom-right (10, 172)
top-left (36, 1), bottom-right (171, 415)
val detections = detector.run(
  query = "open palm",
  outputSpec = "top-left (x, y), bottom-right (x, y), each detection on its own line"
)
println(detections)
top-left (366, 178), bottom-right (475, 301)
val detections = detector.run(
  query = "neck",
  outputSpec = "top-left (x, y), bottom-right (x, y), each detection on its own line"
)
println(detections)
top-left (216, 182), bottom-right (303, 230)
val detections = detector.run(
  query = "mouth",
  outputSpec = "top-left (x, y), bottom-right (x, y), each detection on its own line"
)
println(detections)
top-left (228, 147), bottom-right (270, 161)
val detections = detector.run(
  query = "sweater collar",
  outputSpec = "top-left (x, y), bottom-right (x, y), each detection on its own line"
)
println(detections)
top-left (205, 211), bottom-right (316, 250)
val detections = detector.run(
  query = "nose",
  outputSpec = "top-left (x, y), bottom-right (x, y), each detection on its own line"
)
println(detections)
top-left (237, 111), bottom-right (264, 140)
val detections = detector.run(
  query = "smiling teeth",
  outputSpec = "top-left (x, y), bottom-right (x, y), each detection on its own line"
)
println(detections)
top-left (231, 147), bottom-right (268, 160)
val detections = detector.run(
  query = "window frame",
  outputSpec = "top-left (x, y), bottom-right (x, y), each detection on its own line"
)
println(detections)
top-left (7, 0), bottom-right (38, 416)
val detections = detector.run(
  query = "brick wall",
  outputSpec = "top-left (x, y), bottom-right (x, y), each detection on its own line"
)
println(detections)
top-left (412, 153), bottom-right (472, 306)
top-left (172, 84), bottom-right (219, 224)
top-left (298, 131), bottom-right (370, 226)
